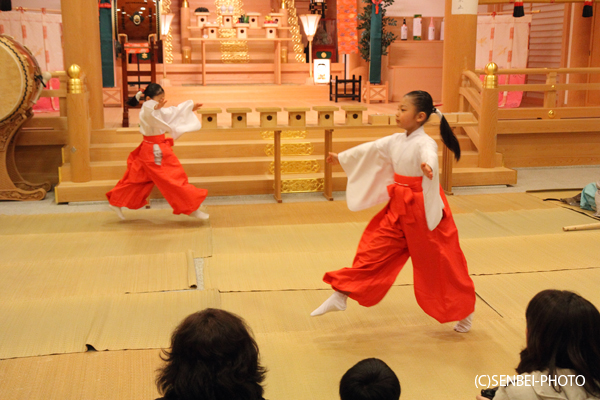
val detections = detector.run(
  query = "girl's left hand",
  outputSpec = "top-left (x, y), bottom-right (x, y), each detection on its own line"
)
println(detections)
top-left (154, 98), bottom-right (168, 110)
top-left (421, 162), bottom-right (433, 180)
top-left (192, 103), bottom-right (203, 111)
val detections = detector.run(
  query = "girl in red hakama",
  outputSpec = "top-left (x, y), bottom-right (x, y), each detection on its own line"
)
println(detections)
top-left (311, 91), bottom-right (476, 332)
top-left (106, 84), bottom-right (208, 220)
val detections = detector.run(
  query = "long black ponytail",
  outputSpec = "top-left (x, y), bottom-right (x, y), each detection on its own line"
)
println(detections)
top-left (126, 83), bottom-right (165, 107)
top-left (405, 90), bottom-right (461, 161)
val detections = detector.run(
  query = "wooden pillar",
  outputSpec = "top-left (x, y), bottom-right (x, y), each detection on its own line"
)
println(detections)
top-left (323, 129), bottom-right (333, 201)
top-left (566, 3), bottom-right (594, 106)
top-left (66, 65), bottom-right (92, 182)
top-left (181, 0), bottom-right (191, 51)
top-left (273, 130), bottom-right (282, 203)
top-left (441, 0), bottom-right (477, 113)
top-left (478, 63), bottom-right (499, 168)
top-left (61, 0), bottom-right (105, 129)
top-left (544, 72), bottom-right (558, 108)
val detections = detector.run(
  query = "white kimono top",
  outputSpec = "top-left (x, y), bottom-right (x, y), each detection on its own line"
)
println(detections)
top-left (139, 100), bottom-right (202, 140)
top-left (338, 126), bottom-right (444, 231)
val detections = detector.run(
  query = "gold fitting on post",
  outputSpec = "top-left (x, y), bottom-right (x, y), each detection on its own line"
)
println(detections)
top-left (67, 64), bottom-right (83, 94)
top-left (182, 0), bottom-right (189, 7)
top-left (483, 62), bottom-right (498, 89)
top-left (548, 110), bottom-right (555, 119)
top-left (551, 84), bottom-right (556, 90)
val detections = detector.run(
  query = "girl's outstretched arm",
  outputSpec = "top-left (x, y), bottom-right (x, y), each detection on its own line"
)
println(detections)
top-left (192, 103), bottom-right (203, 111)
top-left (326, 152), bottom-right (339, 165)
top-left (154, 98), bottom-right (168, 110)
top-left (421, 162), bottom-right (433, 180)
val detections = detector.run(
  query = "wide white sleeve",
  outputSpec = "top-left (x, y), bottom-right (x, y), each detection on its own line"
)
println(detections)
top-left (149, 100), bottom-right (202, 140)
top-left (338, 137), bottom-right (395, 211)
top-left (420, 140), bottom-right (444, 231)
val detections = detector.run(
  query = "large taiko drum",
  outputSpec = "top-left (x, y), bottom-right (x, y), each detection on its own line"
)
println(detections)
top-left (0, 34), bottom-right (47, 201)
top-left (0, 34), bottom-right (43, 125)
top-left (113, 0), bottom-right (161, 41)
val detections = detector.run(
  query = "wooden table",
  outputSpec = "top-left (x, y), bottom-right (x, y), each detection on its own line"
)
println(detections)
top-left (188, 37), bottom-right (294, 86)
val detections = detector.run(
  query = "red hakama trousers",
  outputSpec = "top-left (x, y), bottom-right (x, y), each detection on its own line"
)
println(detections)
top-left (324, 174), bottom-right (475, 323)
top-left (106, 134), bottom-right (207, 215)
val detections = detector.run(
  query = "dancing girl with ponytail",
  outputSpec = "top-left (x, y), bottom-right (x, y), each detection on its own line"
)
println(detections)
top-left (311, 90), bottom-right (476, 335)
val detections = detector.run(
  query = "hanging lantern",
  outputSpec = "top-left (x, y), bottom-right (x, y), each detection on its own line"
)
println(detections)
top-left (513, 1), bottom-right (524, 18)
top-left (583, 0), bottom-right (593, 17)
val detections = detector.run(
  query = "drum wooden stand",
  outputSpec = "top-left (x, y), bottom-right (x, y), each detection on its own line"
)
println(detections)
top-left (0, 111), bottom-right (49, 200)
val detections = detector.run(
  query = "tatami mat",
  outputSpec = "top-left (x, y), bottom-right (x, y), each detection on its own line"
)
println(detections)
top-left (0, 252), bottom-right (196, 301)
top-left (462, 231), bottom-right (600, 275)
top-left (212, 222), bottom-right (367, 254)
top-left (0, 209), bottom-right (210, 235)
top-left (0, 210), bottom-right (211, 264)
top-left (0, 350), bottom-right (162, 400)
top-left (205, 251), bottom-right (413, 291)
top-left (473, 269), bottom-right (600, 319)
top-left (206, 192), bottom-right (559, 229)
top-left (0, 290), bottom-right (220, 359)
top-left (0, 227), bottom-right (211, 264)
top-left (207, 201), bottom-right (380, 228)
top-left (448, 192), bottom-right (557, 213)
top-left (0, 320), bottom-right (525, 400)
top-left (527, 189), bottom-right (600, 220)
top-left (220, 286), bottom-right (502, 335)
top-left (206, 230), bottom-right (600, 292)
top-left (453, 208), bottom-right (596, 239)
top-left (256, 321), bottom-right (525, 400)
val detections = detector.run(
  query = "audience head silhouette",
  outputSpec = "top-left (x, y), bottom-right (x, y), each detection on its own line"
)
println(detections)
top-left (518, 289), bottom-right (600, 396)
top-left (156, 308), bottom-right (266, 400)
top-left (340, 358), bottom-right (401, 400)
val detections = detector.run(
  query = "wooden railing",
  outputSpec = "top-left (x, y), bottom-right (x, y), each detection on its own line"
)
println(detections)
top-left (458, 64), bottom-right (600, 176)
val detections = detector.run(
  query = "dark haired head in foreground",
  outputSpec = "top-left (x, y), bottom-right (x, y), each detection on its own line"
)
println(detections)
top-left (156, 308), bottom-right (266, 400)
top-left (518, 289), bottom-right (600, 396)
top-left (340, 358), bottom-right (401, 400)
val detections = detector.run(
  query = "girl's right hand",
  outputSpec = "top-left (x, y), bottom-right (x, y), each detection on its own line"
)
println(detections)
top-left (154, 98), bottom-right (167, 110)
top-left (326, 152), bottom-right (339, 165)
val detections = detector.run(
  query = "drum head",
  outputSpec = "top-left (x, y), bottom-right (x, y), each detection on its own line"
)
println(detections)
top-left (0, 38), bottom-right (27, 123)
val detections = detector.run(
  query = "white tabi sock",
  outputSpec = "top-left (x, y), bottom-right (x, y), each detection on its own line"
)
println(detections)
top-left (190, 209), bottom-right (210, 220)
top-left (109, 205), bottom-right (125, 220)
top-left (310, 291), bottom-right (348, 316)
top-left (454, 312), bottom-right (474, 333)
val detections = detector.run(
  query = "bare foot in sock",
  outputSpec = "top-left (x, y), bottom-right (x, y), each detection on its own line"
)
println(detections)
top-left (190, 210), bottom-right (209, 220)
top-left (109, 205), bottom-right (125, 220)
top-left (310, 291), bottom-right (348, 316)
top-left (454, 312), bottom-right (474, 333)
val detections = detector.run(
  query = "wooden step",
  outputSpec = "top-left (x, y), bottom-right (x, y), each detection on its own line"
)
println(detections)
top-left (56, 165), bottom-right (516, 203)
top-left (88, 134), bottom-right (478, 161)
top-left (61, 150), bottom-right (500, 181)
top-left (54, 172), bottom-right (350, 203)
top-left (451, 167), bottom-right (517, 187)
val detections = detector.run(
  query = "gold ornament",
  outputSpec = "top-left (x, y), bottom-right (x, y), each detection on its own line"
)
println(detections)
top-left (261, 130), bottom-right (307, 139)
top-left (280, 178), bottom-right (324, 193)
top-left (269, 160), bottom-right (320, 174)
top-left (265, 143), bottom-right (314, 156)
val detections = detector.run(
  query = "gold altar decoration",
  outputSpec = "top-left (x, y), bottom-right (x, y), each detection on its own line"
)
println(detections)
top-left (265, 143), bottom-right (314, 156)
top-left (268, 160), bottom-right (320, 174)
top-left (280, 178), bottom-right (324, 193)
top-left (215, 0), bottom-right (249, 63)
top-left (284, 0), bottom-right (306, 63)
top-left (161, 0), bottom-right (174, 64)
top-left (261, 130), bottom-right (307, 140)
